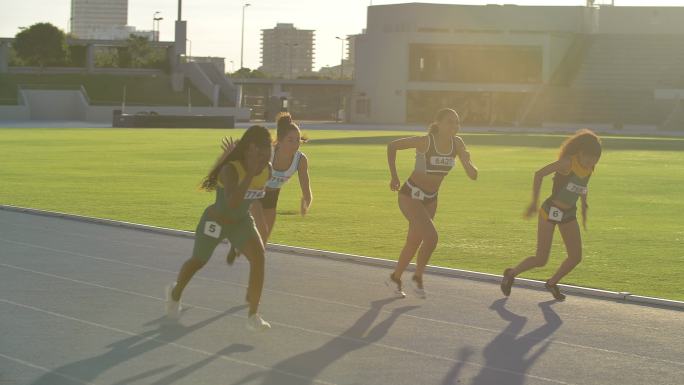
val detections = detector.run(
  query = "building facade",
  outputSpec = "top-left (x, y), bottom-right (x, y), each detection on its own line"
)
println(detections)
top-left (261, 23), bottom-right (314, 79)
top-left (71, 0), bottom-right (129, 39)
top-left (350, 4), bottom-right (684, 125)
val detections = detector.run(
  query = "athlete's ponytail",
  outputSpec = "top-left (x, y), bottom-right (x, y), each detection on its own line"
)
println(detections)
top-left (276, 113), bottom-right (308, 143)
top-left (200, 125), bottom-right (272, 191)
top-left (558, 128), bottom-right (602, 160)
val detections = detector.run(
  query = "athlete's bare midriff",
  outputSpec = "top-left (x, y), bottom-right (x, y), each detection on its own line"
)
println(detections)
top-left (408, 171), bottom-right (446, 193)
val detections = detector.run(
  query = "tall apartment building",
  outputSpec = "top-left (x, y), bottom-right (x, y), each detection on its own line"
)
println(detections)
top-left (261, 23), bottom-right (314, 79)
top-left (70, 0), bottom-right (133, 40)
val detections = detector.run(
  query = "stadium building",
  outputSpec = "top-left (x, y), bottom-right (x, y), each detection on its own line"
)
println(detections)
top-left (350, 3), bottom-right (684, 128)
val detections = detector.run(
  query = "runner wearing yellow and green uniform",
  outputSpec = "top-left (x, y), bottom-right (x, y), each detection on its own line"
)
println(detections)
top-left (500, 129), bottom-right (602, 301)
top-left (165, 125), bottom-right (273, 331)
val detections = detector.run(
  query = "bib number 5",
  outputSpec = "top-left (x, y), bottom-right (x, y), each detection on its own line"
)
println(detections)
top-left (203, 221), bottom-right (222, 239)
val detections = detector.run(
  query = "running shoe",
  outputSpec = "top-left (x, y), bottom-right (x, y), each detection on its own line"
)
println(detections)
top-left (500, 268), bottom-right (515, 297)
top-left (545, 281), bottom-right (566, 301)
top-left (246, 313), bottom-right (271, 331)
top-left (226, 246), bottom-right (239, 265)
top-left (411, 275), bottom-right (426, 299)
top-left (385, 273), bottom-right (406, 298)
top-left (165, 282), bottom-right (182, 319)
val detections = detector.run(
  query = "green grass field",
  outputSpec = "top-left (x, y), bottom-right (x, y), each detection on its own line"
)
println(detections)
top-left (1, 128), bottom-right (683, 301)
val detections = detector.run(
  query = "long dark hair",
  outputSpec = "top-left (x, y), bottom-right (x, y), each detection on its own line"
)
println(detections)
top-left (428, 108), bottom-right (459, 134)
top-left (558, 128), bottom-right (602, 160)
top-left (275, 112), bottom-right (308, 143)
top-left (200, 125), bottom-right (272, 191)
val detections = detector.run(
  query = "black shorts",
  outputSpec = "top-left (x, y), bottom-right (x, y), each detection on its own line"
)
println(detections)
top-left (260, 189), bottom-right (281, 210)
top-left (540, 199), bottom-right (577, 224)
top-left (399, 179), bottom-right (438, 205)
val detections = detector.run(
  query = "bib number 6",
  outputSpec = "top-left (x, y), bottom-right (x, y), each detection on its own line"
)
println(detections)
top-left (203, 221), bottom-right (222, 239)
top-left (548, 207), bottom-right (564, 222)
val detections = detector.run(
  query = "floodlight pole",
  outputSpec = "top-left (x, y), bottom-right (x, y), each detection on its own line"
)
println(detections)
top-left (241, 3), bottom-right (251, 70)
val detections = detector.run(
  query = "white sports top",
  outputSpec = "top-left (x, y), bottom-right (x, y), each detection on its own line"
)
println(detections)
top-left (266, 148), bottom-right (302, 189)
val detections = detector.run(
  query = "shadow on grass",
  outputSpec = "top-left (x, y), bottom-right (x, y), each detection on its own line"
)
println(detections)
top-left (309, 134), bottom-right (684, 151)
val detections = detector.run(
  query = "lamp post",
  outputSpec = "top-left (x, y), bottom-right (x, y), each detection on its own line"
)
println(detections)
top-left (335, 36), bottom-right (346, 79)
top-left (153, 11), bottom-right (163, 41)
top-left (240, 3), bottom-right (251, 69)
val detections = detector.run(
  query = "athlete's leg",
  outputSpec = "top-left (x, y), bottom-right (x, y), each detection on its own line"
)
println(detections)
top-left (240, 234), bottom-right (267, 316)
top-left (510, 214), bottom-right (555, 276)
top-left (249, 200), bottom-right (270, 241)
top-left (171, 256), bottom-right (208, 301)
top-left (414, 199), bottom-right (438, 279)
top-left (548, 219), bottom-right (582, 286)
top-left (393, 194), bottom-right (435, 280)
top-left (261, 207), bottom-right (277, 245)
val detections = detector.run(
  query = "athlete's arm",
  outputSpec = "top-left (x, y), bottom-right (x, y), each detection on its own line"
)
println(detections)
top-left (221, 148), bottom-right (261, 209)
top-left (387, 136), bottom-right (426, 191)
top-left (580, 193), bottom-right (589, 230)
top-left (297, 154), bottom-right (312, 216)
top-left (455, 136), bottom-right (478, 181)
top-left (524, 157), bottom-right (572, 218)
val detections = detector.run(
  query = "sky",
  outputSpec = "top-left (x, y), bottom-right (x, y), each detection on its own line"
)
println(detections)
top-left (2, 0), bottom-right (684, 71)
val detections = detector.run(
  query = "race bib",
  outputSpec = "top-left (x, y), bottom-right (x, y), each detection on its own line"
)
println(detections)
top-left (430, 156), bottom-right (455, 167)
top-left (244, 189), bottom-right (266, 200)
top-left (548, 206), bottom-right (564, 222)
top-left (203, 221), bottom-right (222, 238)
top-left (268, 175), bottom-right (289, 186)
top-left (410, 186), bottom-right (426, 201)
top-left (566, 183), bottom-right (588, 195)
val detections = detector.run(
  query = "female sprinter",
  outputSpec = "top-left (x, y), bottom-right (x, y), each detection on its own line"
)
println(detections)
top-left (166, 125), bottom-right (273, 331)
top-left (224, 113), bottom-right (312, 264)
top-left (386, 108), bottom-right (478, 298)
top-left (500, 129), bottom-right (602, 301)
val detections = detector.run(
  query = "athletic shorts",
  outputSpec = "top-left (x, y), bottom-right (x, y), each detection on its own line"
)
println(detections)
top-left (259, 189), bottom-right (281, 210)
top-left (191, 205), bottom-right (259, 262)
top-left (540, 199), bottom-right (577, 224)
top-left (399, 179), bottom-right (438, 205)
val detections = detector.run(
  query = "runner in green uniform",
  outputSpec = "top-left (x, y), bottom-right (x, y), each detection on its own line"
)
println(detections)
top-left (500, 129), bottom-right (602, 301)
top-left (166, 125), bottom-right (273, 331)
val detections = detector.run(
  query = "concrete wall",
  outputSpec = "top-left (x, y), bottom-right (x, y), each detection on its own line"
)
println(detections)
top-left (367, 4), bottom-right (589, 34)
top-left (21, 90), bottom-right (88, 120)
top-left (85, 106), bottom-right (251, 123)
top-left (598, 7), bottom-right (684, 34)
top-left (0, 106), bottom-right (30, 120)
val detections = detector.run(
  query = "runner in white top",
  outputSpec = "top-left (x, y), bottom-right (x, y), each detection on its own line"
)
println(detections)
top-left (224, 113), bottom-right (313, 264)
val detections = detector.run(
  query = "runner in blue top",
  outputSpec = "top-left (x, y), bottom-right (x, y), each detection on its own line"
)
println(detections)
top-left (386, 108), bottom-right (478, 298)
top-left (223, 113), bottom-right (312, 264)
top-left (500, 129), bottom-right (602, 301)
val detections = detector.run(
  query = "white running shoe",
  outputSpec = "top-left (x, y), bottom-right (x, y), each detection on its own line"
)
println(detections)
top-left (410, 275), bottom-right (426, 299)
top-left (385, 273), bottom-right (406, 298)
top-left (246, 313), bottom-right (271, 331)
top-left (165, 283), bottom-right (182, 319)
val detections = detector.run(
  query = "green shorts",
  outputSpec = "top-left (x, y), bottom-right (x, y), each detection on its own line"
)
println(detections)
top-left (191, 206), bottom-right (259, 262)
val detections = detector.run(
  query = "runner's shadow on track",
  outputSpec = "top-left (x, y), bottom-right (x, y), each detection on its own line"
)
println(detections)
top-left (231, 297), bottom-right (419, 385)
top-left (30, 304), bottom-right (247, 385)
top-left (443, 299), bottom-right (561, 385)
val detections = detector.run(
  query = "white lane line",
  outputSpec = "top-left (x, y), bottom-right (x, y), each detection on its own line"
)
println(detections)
top-left (2, 238), bottom-right (683, 369)
top-left (1, 218), bottom-right (673, 331)
top-left (0, 352), bottom-right (96, 385)
top-left (0, 298), bottom-right (338, 385)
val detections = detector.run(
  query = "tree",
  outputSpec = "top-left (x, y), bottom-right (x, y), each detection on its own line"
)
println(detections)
top-left (13, 23), bottom-right (67, 67)
top-left (229, 68), bottom-right (268, 79)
